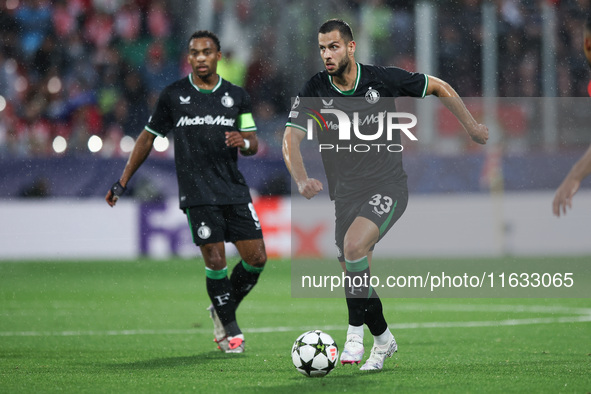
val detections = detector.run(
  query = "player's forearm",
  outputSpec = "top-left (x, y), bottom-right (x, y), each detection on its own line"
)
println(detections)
top-left (282, 128), bottom-right (309, 184)
top-left (565, 145), bottom-right (591, 183)
top-left (240, 133), bottom-right (258, 156)
top-left (439, 96), bottom-right (478, 132)
top-left (119, 130), bottom-right (155, 186)
top-left (427, 76), bottom-right (477, 132)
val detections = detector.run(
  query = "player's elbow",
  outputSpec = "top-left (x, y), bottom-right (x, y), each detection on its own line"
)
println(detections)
top-left (282, 130), bottom-right (291, 158)
top-left (427, 76), bottom-right (454, 98)
top-left (283, 127), bottom-right (302, 151)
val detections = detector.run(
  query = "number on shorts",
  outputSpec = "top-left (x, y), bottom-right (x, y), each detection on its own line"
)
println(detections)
top-left (369, 194), bottom-right (393, 215)
top-left (248, 202), bottom-right (260, 221)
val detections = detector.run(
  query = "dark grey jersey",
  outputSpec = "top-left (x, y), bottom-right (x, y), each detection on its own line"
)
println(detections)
top-left (287, 63), bottom-right (427, 200)
top-left (147, 74), bottom-right (257, 209)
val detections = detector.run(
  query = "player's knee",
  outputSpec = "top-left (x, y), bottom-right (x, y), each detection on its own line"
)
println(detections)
top-left (204, 256), bottom-right (226, 271)
top-left (239, 240), bottom-right (267, 268)
top-left (201, 248), bottom-right (226, 270)
top-left (247, 251), bottom-right (267, 268)
top-left (343, 239), bottom-right (368, 261)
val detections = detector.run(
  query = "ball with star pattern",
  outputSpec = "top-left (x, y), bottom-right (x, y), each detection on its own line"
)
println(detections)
top-left (291, 330), bottom-right (339, 377)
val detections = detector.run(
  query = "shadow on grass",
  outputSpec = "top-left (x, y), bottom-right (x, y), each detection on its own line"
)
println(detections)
top-left (106, 351), bottom-right (242, 370)
top-left (243, 369), bottom-right (397, 393)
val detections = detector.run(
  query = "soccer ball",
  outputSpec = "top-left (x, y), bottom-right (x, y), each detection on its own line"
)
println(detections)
top-left (291, 330), bottom-right (339, 377)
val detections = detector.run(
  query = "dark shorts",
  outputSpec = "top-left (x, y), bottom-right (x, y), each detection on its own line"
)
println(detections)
top-left (334, 182), bottom-right (408, 262)
top-left (185, 203), bottom-right (263, 246)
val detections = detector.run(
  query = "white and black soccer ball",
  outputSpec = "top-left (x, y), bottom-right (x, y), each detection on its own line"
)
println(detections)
top-left (291, 330), bottom-right (339, 377)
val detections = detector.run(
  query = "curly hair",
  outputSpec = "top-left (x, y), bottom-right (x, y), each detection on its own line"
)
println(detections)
top-left (188, 30), bottom-right (221, 52)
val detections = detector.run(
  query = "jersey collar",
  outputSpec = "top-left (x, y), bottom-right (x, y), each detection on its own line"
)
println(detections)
top-left (328, 63), bottom-right (361, 95)
top-left (188, 73), bottom-right (223, 94)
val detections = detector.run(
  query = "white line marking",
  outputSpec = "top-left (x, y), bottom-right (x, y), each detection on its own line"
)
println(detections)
top-left (390, 303), bottom-right (591, 315)
top-left (1, 304), bottom-right (589, 337)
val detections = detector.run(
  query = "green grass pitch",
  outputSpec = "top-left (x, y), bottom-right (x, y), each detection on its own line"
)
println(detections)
top-left (0, 258), bottom-right (589, 393)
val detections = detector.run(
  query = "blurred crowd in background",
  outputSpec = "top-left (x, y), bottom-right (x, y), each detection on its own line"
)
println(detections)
top-left (0, 0), bottom-right (181, 158)
top-left (0, 0), bottom-right (590, 159)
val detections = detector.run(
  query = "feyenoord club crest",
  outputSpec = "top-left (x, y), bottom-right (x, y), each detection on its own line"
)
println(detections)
top-left (365, 87), bottom-right (380, 104)
top-left (221, 93), bottom-right (234, 108)
top-left (197, 222), bottom-right (211, 239)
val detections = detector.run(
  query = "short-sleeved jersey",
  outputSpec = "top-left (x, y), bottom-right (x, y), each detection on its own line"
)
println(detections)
top-left (146, 74), bottom-right (257, 209)
top-left (286, 63), bottom-right (428, 201)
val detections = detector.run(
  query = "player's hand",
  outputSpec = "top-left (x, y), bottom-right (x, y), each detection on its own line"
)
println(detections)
top-left (469, 124), bottom-right (489, 145)
top-left (552, 178), bottom-right (580, 217)
top-left (297, 178), bottom-right (323, 199)
top-left (225, 131), bottom-right (246, 149)
top-left (106, 181), bottom-right (127, 207)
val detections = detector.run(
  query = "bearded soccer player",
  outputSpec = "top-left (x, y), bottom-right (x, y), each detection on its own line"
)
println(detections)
top-left (553, 14), bottom-right (591, 216)
top-left (282, 19), bottom-right (488, 371)
top-left (106, 30), bottom-right (267, 353)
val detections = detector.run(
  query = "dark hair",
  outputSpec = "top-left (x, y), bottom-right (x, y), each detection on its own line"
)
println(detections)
top-left (318, 19), bottom-right (354, 43)
top-left (586, 14), bottom-right (591, 32)
top-left (188, 30), bottom-right (221, 51)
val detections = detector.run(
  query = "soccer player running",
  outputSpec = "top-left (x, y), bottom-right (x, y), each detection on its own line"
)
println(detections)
top-left (106, 30), bottom-right (267, 354)
top-left (553, 14), bottom-right (591, 217)
top-left (282, 19), bottom-right (488, 371)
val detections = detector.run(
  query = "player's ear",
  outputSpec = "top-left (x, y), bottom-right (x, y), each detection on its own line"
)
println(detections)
top-left (217, 51), bottom-right (222, 61)
top-left (348, 40), bottom-right (356, 56)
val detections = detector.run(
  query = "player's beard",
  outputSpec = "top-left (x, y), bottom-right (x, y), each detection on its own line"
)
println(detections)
top-left (327, 57), bottom-right (350, 78)
top-left (194, 64), bottom-right (215, 80)
top-left (196, 69), bottom-right (214, 80)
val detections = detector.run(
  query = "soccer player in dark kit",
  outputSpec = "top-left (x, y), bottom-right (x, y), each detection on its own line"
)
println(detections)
top-left (106, 30), bottom-right (267, 354)
top-left (283, 19), bottom-right (488, 371)
top-left (553, 14), bottom-right (591, 217)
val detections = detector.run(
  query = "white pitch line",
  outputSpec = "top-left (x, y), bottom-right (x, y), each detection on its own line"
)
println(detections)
top-left (1, 310), bottom-right (590, 337)
top-left (390, 303), bottom-right (591, 315)
top-left (0, 329), bottom-right (207, 337)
